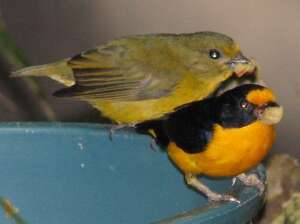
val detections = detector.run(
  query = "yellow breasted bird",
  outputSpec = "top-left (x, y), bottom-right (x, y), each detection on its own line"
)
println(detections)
top-left (12, 32), bottom-right (257, 128)
top-left (137, 84), bottom-right (283, 203)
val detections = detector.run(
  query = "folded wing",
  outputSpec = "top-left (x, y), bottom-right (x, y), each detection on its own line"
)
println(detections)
top-left (54, 43), bottom-right (181, 101)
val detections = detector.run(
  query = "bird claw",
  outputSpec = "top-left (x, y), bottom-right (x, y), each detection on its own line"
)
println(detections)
top-left (185, 174), bottom-right (240, 204)
top-left (108, 128), bottom-right (115, 141)
top-left (108, 124), bottom-right (135, 141)
top-left (150, 138), bottom-right (158, 151)
top-left (208, 192), bottom-right (240, 204)
top-left (237, 173), bottom-right (265, 195)
top-left (231, 177), bottom-right (237, 186)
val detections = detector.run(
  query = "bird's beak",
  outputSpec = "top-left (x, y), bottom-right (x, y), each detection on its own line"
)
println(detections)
top-left (227, 53), bottom-right (257, 78)
top-left (255, 102), bottom-right (283, 125)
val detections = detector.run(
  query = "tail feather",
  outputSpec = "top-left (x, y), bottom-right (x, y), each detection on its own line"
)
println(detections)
top-left (11, 60), bottom-right (75, 87)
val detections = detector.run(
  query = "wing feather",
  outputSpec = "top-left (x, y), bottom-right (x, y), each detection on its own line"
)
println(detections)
top-left (54, 41), bottom-right (181, 101)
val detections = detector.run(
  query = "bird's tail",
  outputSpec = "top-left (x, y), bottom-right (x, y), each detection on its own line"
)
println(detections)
top-left (11, 59), bottom-right (75, 87)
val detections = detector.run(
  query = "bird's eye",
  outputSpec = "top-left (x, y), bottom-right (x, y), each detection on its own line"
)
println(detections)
top-left (209, 49), bottom-right (221, 59)
top-left (240, 100), bottom-right (250, 110)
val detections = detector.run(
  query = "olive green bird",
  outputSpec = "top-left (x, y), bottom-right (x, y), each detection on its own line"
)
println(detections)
top-left (12, 32), bottom-right (257, 127)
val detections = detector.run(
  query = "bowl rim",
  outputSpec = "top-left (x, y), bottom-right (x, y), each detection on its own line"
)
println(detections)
top-left (0, 122), bottom-right (265, 224)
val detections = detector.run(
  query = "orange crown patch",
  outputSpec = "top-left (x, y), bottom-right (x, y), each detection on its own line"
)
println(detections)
top-left (246, 88), bottom-right (276, 106)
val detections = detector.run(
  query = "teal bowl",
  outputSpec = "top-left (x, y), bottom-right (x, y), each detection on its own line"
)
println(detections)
top-left (0, 123), bottom-right (265, 224)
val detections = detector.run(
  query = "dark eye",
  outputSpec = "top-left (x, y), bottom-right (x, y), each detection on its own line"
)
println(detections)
top-left (240, 100), bottom-right (250, 110)
top-left (209, 49), bottom-right (221, 59)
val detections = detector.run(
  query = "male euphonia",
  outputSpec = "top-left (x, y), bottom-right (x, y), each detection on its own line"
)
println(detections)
top-left (137, 84), bottom-right (283, 203)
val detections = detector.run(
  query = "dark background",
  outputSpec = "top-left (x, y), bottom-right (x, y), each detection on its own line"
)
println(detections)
top-left (0, 0), bottom-right (298, 156)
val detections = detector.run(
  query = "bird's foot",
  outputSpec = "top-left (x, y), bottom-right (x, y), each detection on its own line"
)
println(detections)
top-left (206, 191), bottom-right (240, 204)
top-left (231, 177), bottom-right (237, 186)
top-left (185, 174), bottom-right (240, 204)
top-left (108, 124), bottom-right (135, 141)
top-left (237, 173), bottom-right (265, 195)
top-left (150, 138), bottom-right (159, 151)
top-left (145, 128), bottom-right (160, 151)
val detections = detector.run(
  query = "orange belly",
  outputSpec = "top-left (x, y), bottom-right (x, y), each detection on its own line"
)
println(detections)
top-left (167, 121), bottom-right (275, 177)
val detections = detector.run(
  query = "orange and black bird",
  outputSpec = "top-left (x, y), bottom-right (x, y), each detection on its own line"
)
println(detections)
top-left (137, 84), bottom-right (283, 202)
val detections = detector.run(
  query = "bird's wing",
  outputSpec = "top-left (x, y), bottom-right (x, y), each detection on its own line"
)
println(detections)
top-left (54, 44), bottom-right (181, 101)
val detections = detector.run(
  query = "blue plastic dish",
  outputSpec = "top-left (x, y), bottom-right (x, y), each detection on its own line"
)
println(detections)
top-left (0, 122), bottom-right (265, 224)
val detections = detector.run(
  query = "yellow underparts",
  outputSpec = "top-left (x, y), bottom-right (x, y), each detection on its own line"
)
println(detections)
top-left (167, 121), bottom-right (275, 177)
top-left (91, 71), bottom-right (231, 124)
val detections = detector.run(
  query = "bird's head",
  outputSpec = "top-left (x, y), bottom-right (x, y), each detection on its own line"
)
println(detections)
top-left (215, 84), bottom-right (283, 128)
top-left (182, 32), bottom-right (257, 81)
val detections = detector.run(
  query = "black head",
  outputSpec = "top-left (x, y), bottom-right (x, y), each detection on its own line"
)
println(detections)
top-left (215, 84), bottom-right (282, 128)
